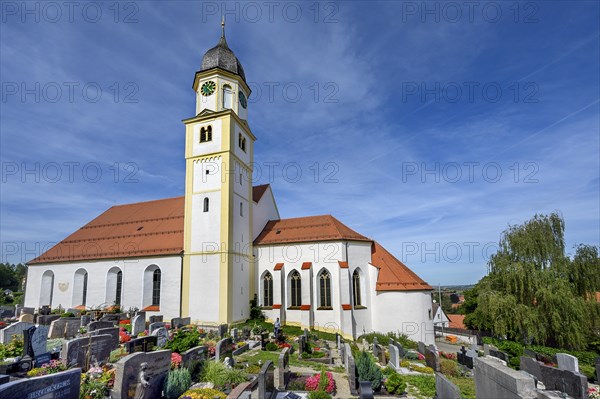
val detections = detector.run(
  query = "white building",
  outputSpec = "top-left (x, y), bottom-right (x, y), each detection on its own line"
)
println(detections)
top-left (24, 25), bottom-right (435, 343)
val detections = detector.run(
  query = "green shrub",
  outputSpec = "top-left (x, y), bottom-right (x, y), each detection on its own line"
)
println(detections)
top-left (163, 368), bottom-right (192, 399)
top-left (440, 358), bottom-right (460, 377)
top-left (165, 329), bottom-right (200, 354)
top-left (382, 366), bottom-right (397, 377)
top-left (265, 342), bottom-right (279, 351)
top-left (60, 312), bottom-right (75, 318)
top-left (188, 359), bottom-right (205, 383)
top-left (200, 361), bottom-right (247, 389)
top-left (355, 350), bottom-right (383, 391)
top-left (384, 373), bottom-right (406, 395)
top-left (307, 390), bottom-right (332, 399)
top-left (580, 364), bottom-right (596, 382)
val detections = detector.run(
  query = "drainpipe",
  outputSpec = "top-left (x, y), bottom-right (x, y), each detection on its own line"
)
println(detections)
top-left (179, 252), bottom-right (184, 318)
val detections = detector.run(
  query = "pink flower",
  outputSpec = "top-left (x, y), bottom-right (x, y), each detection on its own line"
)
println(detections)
top-left (171, 352), bottom-right (182, 369)
top-left (305, 372), bottom-right (335, 393)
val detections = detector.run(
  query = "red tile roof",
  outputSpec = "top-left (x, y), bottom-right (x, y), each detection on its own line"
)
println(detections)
top-left (338, 261), bottom-right (349, 269)
top-left (301, 262), bottom-right (312, 270)
top-left (28, 196), bottom-right (185, 264)
top-left (370, 242), bottom-right (433, 291)
top-left (448, 314), bottom-right (466, 329)
top-left (274, 263), bottom-right (284, 271)
top-left (254, 215), bottom-right (371, 245)
top-left (29, 185), bottom-right (272, 265)
top-left (252, 184), bottom-right (269, 203)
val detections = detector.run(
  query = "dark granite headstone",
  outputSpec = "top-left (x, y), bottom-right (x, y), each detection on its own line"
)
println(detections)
top-left (359, 381), bottom-right (374, 399)
top-left (99, 314), bottom-right (120, 325)
top-left (524, 348), bottom-right (537, 358)
top-left (261, 332), bottom-right (269, 350)
top-left (520, 356), bottom-right (543, 381)
top-left (80, 314), bottom-right (91, 327)
top-left (457, 347), bottom-right (474, 369)
top-left (88, 321), bottom-right (113, 332)
top-left (348, 350), bottom-right (358, 395)
top-left (23, 326), bottom-right (36, 358)
top-left (148, 322), bottom-right (165, 334)
top-left (151, 327), bottom-right (169, 348)
top-left (113, 350), bottom-right (171, 399)
top-left (219, 323), bottom-right (228, 337)
top-left (39, 306), bottom-right (51, 316)
top-left (182, 345), bottom-right (208, 368)
top-left (489, 348), bottom-right (510, 364)
top-left (215, 337), bottom-right (233, 360)
top-left (181, 317), bottom-right (191, 326)
top-left (539, 362), bottom-right (587, 399)
top-left (258, 360), bottom-right (275, 399)
top-left (37, 314), bottom-right (60, 326)
top-left (0, 374), bottom-right (9, 385)
top-left (417, 341), bottom-right (426, 355)
top-left (125, 336), bottom-right (157, 354)
top-left (171, 317), bottom-right (184, 329)
top-left (61, 334), bottom-right (113, 369)
top-left (92, 327), bottom-right (120, 350)
top-left (148, 315), bottom-right (163, 324)
top-left (424, 346), bottom-right (440, 372)
top-left (0, 368), bottom-right (81, 398)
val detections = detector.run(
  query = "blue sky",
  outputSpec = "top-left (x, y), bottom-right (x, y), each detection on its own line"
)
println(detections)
top-left (1, 1), bottom-right (598, 285)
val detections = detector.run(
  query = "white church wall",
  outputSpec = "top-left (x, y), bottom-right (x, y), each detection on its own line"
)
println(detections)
top-left (187, 254), bottom-right (221, 323)
top-left (232, 161), bottom-right (250, 198)
top-left (252, 186), bottom-right (279, 240)
top-left (192, 119), bottom-right (222, 157)
top-left (190, 192), bottom-right (221, 252)
top-left (24, 256), bottom-right (182, 319)
top-left (232, 122), bottom-right (251, 166)
top-left (193, 156), bottom-right (223, 192)
top-left (196, 75), bottom-right (218, 115)
top-left (347, 242), bottom-right (373, 336)
top-left (371, 289), bottom-right (435, 345)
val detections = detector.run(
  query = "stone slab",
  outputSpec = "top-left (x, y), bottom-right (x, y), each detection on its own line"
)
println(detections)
top-left (112, 350), bottom-right (171, 399)
top-left (0, 368), bottom-right (81, 399)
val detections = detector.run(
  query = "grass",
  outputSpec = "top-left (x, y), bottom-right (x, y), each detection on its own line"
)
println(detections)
top-left (235, 345), bottom-right (342, 373)
top-left (403, 375), bottom-right (436, 399)
top-left (449, 376), bottom-right (476, 399)
top-left (233, 319), bottom-right (338, 342)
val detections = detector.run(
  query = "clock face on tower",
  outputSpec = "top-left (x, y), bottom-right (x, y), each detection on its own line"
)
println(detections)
top-left (200, 81), bottom-right (216, 96)
top-left (239, 91), bottom-right (247, 108)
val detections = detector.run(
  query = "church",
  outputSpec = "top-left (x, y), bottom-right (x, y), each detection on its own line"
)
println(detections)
top-left (24, 24), bottom-right (435, 343)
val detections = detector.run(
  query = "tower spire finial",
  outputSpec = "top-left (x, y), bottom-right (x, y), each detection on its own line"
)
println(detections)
top-left (221, 15), bottom-right (225, 38)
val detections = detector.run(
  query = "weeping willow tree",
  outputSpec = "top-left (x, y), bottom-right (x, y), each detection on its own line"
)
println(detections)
top-left (465, 213), bottom-right (600, 350)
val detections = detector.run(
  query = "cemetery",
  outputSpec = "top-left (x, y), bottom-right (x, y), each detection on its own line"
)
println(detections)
top-left (0, 306), bottom-right (598, 398)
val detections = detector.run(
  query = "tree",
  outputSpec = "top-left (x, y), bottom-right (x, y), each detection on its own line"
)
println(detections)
top-left (464, 213), bottom-right (600, 350)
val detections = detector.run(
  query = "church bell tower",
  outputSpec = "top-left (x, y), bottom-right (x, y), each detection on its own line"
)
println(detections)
top-left (181, 19), bottom-right (255, 324)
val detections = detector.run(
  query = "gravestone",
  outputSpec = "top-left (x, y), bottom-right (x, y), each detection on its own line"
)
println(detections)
top-left (424, 346), bottom-right (440, 372)
top-left (556, 353), bottom-right (579, 373)
top-left (99, 314), bottom-right (120, 325)
top-left (340, 342), bottom-right (346, 365)
top-left (39, 305), bottom-right (51, 315)
top-left (0, 321), bottom-right (34, 344)
top-left (242, 327), bottom-right (250, 339)
top-left (28, 325), bottom-right (48, 356)
top-left (131, 314), bottom-right (145, 336)
top-left (48, 318), bottom-right (79, 338)
top-left (14, 305), bottom-right (21, 318)
top-left (219, 323), bottom-right (228, 337)
top-left (278, 347), bottom-right (290, 390)
top-left (304, 328), bottom-right (309, 340)
top-left (347, 349), bottom-right (358, 396)
top-left (151, 327), bottom-right (168, 348)
top-left (297, 335), bottom-right (305, 354)
top-left (148, 322), bottom-right (165, 334)
top-left (372, 340), bottom-right (379, 359)
top-left (520, 356), bottom-right (543, 381)
top-left (435, 372), bottom-right (461, 399)
top-left (475, 356), bottom-right (536, 399)
top-left (125, 336), bottom-right (157, 354)
top-left (134, 311), bottom-right (146, 320)
top-left (170, 317), bottom-right (184, 329)
top-left (390, 339), bottom-right (405, 358)
top-left (88, 320), bottom-right (113, 332)
top-left (457, 347), bottom-right (474, 369)
top-left (215, 337), bottom-right (233, 360)
top-left (418, 341), bottom-right (426, 355)
top-left (148, 315), bottom-right (163, 324)
top-left (80, 314), bottom-right (91, 327)
top-left (0, 368), bottom-right (81, 399)
top-left (61, 334), bottom-right (113, 369)
top-left (539, 363), bottom-right (587, 399)
top-left (388, 344), bottom-right (400, 370)
top-left (19, 313), bottom-right (34, 323)
top-left (359, 381), bottom-right (374, 399)
top-left (231, 328), bottom-right (239, 341)
top-left (489, 348), bottom-right (510, 364)
top-left (0, 374), bottom-right (9, 385)
top-left (181, 317), bottom-right (191, 326)
top-left (113, 350), bottom-right (171, 399)
top-left (37, 314), bottom-right (61, 326)
top-left (182, 345), bottom-right (208, 368)
top-left (336, 333), bottom-right (341, 349)
top-left (92, 327), bottom-right (120, 350)
top-left (23, 326), bottom-right (36, 358)
top-left (261, 332), bottom-right (269, 350)
top-left (258, 360), bottom-right (275, 399)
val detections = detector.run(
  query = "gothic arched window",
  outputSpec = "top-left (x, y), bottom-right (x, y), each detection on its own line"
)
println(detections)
top-left (318, 270), bottom-right (332, 308)
top-left (352, 269), bottom-right (362, 307)
top-left (290, 270), bottom-right (301, 307)
top-left (263, 272), bottom-right (273, 307)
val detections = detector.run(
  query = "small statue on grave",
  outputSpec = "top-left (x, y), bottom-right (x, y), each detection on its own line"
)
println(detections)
top-left (134, 362), bottom-right (151, 399)
top-left (223, 357), bottom-right (234, 369)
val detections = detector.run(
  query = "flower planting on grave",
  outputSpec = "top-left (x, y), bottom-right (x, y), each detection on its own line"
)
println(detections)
top-left (27, 359), bottom-right (68, 377)
top-left (305, 371), bottom-right (336, 393)
top-left (171, 352), bottom-right (183, 369)
top-left (178, 387), bottom-right (227, 399)
top-left (80, 364), bottom-right (115, 399)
